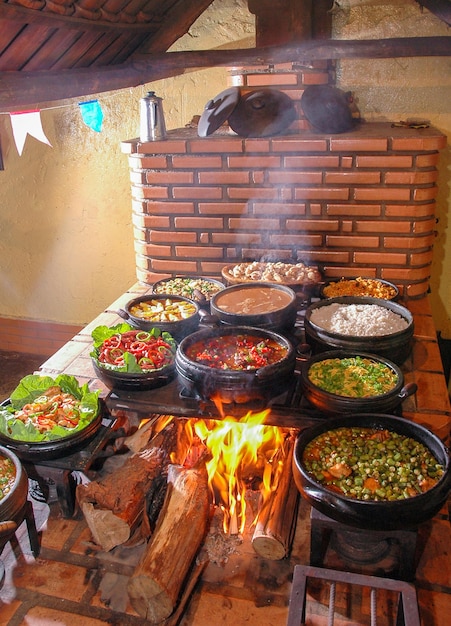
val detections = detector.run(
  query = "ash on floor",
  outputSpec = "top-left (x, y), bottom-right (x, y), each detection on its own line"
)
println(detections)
top-left (0, 350), bottom-right (47, 401)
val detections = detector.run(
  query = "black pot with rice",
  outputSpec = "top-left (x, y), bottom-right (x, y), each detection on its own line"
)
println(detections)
top-left (304, 296), bottom-right (414, 365)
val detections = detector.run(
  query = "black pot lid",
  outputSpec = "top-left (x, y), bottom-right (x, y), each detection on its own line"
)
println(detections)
top-left (198, 87), bottom-right (241, 137)
top-left (301, 85), bottom-right (356, 134)
top-left (228, 88), bottom-right (297, 137)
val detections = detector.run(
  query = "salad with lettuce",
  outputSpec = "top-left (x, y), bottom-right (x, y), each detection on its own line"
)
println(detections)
top-left (90, 323), bottom-right (177, 374)
top-left (0, 374), bottom-right (100, 443)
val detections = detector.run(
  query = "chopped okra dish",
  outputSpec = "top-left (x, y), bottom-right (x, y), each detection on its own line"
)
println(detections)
top-left (302, 426), bottom-right (445, 501)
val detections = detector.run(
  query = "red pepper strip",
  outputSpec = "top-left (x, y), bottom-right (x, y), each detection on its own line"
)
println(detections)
top-left (129, 341), bottom-right (148, 353)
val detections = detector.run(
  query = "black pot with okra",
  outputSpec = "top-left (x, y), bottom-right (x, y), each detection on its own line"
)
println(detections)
top-left (292, 413), bottom-right (451, 531)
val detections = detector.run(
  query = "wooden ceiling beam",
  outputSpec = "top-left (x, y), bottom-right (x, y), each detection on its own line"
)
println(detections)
top-left (1, 36), bottom-right (450, 110)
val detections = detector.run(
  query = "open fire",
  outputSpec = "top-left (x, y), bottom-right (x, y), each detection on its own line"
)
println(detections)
top-left (187, 409), bottom-right (290, 535)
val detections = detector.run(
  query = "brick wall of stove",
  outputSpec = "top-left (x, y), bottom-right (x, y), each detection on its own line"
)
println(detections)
top-left (121, 121), bottom-right (446, 300)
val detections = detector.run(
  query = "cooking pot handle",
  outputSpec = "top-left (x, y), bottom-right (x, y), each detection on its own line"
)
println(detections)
top-left (117, 308), bottom-right (130, 321)
top-left (198, 309), bottom-right (219, 327)
top-left (398, 382), bottom-right (418, 400)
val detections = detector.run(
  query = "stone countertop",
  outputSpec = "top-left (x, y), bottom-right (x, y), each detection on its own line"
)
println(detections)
top-left (38, 283), bottom-right (451, 441)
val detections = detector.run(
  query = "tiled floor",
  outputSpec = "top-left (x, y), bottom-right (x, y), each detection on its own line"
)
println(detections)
top-left (0, 482), bottom-right (450, 626)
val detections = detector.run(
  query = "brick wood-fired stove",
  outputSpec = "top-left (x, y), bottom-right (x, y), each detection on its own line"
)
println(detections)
top-left (121, 62), bottom-right (446, 301)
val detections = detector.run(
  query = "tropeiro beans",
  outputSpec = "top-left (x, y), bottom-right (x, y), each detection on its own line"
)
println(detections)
top-left (302, 426), bottom-right (444, 501)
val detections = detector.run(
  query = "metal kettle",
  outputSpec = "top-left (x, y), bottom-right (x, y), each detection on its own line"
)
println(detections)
top-left (140, 91), bottom-right (167, 141)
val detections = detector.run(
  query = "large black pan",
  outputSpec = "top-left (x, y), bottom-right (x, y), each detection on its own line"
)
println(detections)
top-left (292, 413), bottom-right (451, 531)
top-left (175, 325), bottom-right (296, 404)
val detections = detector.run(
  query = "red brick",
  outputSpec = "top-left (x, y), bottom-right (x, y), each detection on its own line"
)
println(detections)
top-left (175, 246), bottom-right (224, 259)
top-left (391, 136), bottom-right (446, 151)
top-left (353, 252), bottom-right (407, 265)
top-left (229, 217), bottom-right (280, 230)
top-left (251, 171), bottom-right (265, 184)
top-left (227, 156), bottom-right (281, 169)
top-left (383, 266), bottom-right (432, 280)
top-left (175, 216), bottom-right (224, 229)
top-left (189, 138), bottom-right (243, 153)
top-left (330, 137), bottom-right (388, 152)
top-left (133, 186), bottom-right (169, 199)
top-left (146, 171), bottom-right (193, 184)
top-left (198, 171), bottom-right (250, 184)
top-left (149, 231), bottom-right (197, 244)
top-left (306, 252), bottom-right (350, 264)
top-left (384, 203), bottom-right (435, 218)
top-left (132, 213), bottom-right (170, 229)
top-left (325, 171), bottom-right (381, 184)
top-left (284, 155), bottom-right (339, 168)
top-left (413, 187), bottom-right (439, 201)
top-left (301, 71), bottom-right (330, 85)
top-left (243, 139), bottom-right (271, 152)
top-left (135, 139), bottom-right (189, 154)
top-left (326, 235), bottom-right (379, 248)
top-left (406, 281), bottom-right (431, 298)
top-left (410, 250), bottom-right (434, 266)
top-left (384, 234), bottom-right (435, 249)
top-left (355, 220), bottom-right (411, 233)
top-left (269, 234), bottom-right (323, 246)
top-left (416, 153), bottom-right (440, 167)
top-left (341, 156), bottom-right (353, 168)
top-left (212, 233), bottom-right (262, 244)
top-left (138, 243), bottom-right (172, 257)
top-left (246, 73), bottom-right (299, 87)
top-left (254, 203), bottom-right (306, 215)
top-left (286, 219), bottom-right (339, 231)
top-left (268, 171), bottom-right (322, 184)
top-left (326, 204), bottom-right (382, 216)
top-left (172, 187), bottom-right (223, 199)
top-left (384, 170), bottom-right (438, 185)
top-left (145, 201), bottom-right (195, 215)
top-left (151, 259), bottom-right (197, 272)
top-left (412, 218), bottom-right (436, 234)
top-left (295, 188), bottom-right (349, 200)
top-left (228, 187), bottom-right (280, 200)
top-left (172, 155), bottom-right (223, 168)
top-left (356, 155), bottom-right (412, 168)
top-left (272, 137), bottom-right (328, 152)
top-left (130, 155), bottom-right (168, 168)
top-left (198, 203), bottom-right (246, 215)
top-left (354, 188), bottom-right (411, 201)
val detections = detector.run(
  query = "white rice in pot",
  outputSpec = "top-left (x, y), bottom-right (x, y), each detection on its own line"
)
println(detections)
top-left (309, 303), bottom-right (409, 336)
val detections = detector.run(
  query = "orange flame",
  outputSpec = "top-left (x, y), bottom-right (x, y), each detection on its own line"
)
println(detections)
top-left (193, 409), bottom-right (287, 534)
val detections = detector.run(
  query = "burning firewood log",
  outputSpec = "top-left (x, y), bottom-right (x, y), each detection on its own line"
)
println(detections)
top-left (76, 418), bottom-right (179, 552)
top-left (127, 462), bottom-right (211, 623)
top-left (252, 437), bottom-right (299, 560)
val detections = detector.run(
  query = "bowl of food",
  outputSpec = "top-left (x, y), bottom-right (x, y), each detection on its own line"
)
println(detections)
top-left (175, 325), bottom-right (296, 404)
top-left (0, 374), bottom-right (101, 461)
top-left (91, 323), bottom-right (177, 392)
top-left (221, 261), bottom-right (321, 288)
top-left (209, 282), bottom-right (298, 332)
top-left (292, 413), bottom-right (451, 530)
top-left (304, 297), bottom-right (414, 365)
top-left (0, 446), bottom-right (28, 524)
top-left (152, 276), bottom-right (225, 306)
top-left (320, 277), bottom-right (399, 300)
top-left (299, 350), bottom-right (417, 415)
top-left (118, 294), bottom-right (200, 340)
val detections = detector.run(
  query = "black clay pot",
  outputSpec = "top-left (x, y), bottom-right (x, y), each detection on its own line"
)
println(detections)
top-left (304, 297), bottom-right (414, 365)
top-left (299, 350), bottom-right (417, 416)
top-left (152, 276), bottom-right (225, 308)
top-left (119, 294), bottom-right (200, 340)
top-left (92, 359), bottom-right (176, 393)
top-left (0, 446), bottom-right (28, 523)
top-left (320, 277), bottom-right (399, 301)
top-left (175, 325), bottom-right (296, 404)
top-left (292, 413), bottom-right (451, 530)
top-left (0, 399), bottom-right (104, 462)
top-left (209, 282), bottom-right (298, 332)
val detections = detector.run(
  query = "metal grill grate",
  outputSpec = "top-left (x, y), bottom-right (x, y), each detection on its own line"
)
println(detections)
top-left (287, 565), bottom-right (421, 626)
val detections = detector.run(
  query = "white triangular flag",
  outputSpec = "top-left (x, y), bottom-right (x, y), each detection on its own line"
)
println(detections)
top-left (10, 110), bottom-right (52, 156)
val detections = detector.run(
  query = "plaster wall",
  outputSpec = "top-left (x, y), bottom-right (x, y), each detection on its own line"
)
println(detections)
top-left (0, 0), bottom-right (449, 337)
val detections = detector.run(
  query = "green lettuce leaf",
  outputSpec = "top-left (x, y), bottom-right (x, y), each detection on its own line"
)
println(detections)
top-left (0, 374), bottom-right (100, 443)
